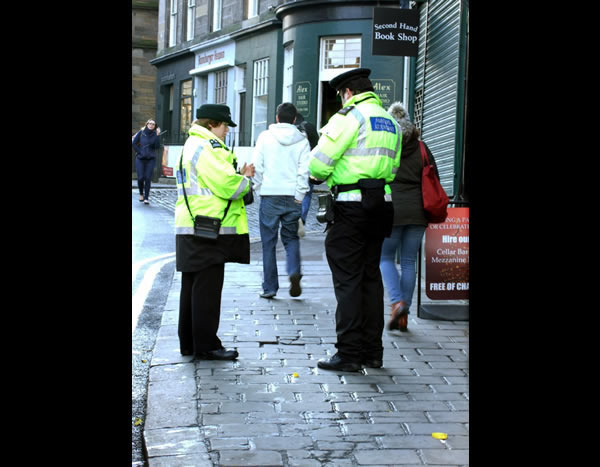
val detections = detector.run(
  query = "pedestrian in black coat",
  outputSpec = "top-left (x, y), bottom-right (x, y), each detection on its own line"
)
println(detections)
top-left (132, 119), bottom-right (161, 204)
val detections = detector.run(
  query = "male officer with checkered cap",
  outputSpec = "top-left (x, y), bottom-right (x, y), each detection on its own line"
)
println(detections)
top-left (309, 68), bottom-right (402, 372)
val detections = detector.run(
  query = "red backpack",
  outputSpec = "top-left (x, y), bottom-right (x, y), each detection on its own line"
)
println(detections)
top-left (420, 141), bottom-right (449, 223)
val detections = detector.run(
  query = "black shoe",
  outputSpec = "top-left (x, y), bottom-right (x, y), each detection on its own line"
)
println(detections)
top-left (260, 291), bottom-right (276, 299)
top-left (196, 348), bottom-right (239, 360)
top-left (289, 273), bottom-right (302, 297)
top-left (317, 354), bottom-right (362, 372)
top-left (362, 358), bottom-right (383, 368)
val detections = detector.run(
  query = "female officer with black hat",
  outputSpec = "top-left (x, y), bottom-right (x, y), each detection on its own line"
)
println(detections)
top-left (175, 104), bottom-right (255, 360)
top-left (309, 68), bottom-right (401, 372)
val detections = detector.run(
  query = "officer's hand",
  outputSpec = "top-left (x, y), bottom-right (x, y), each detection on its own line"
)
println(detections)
top-left (309, 176), bottom-right (325, 185)
top-left (241, 163), bottom-right (255, 178)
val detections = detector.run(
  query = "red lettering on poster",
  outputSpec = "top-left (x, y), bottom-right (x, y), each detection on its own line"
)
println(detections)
top-left (425, 207), bottom-right (469, 300)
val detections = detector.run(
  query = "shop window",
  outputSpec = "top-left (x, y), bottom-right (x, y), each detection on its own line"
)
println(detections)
top-left (252, 58), bottom-right (269, 144)
top-left (169, 0), bottom-right (178, 47)
top-left (215, 70), bottom-right (228, 105)
top-left (322, 37), bottom-right (361, 69)
top-left (283, 44), bottom-right (294, 103)
top-left (186, 0), bottom-right (196, 41)
top-left (180, 79), bottom-right (193, 141)
top-left (199, 75), bottom-right (208, 104)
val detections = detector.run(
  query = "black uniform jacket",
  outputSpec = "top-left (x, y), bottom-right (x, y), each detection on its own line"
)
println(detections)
top-left (176, 234), bottom-right (250, 272)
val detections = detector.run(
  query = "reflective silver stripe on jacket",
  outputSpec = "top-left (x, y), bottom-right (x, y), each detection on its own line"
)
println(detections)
top-left (178, 146), bottom-right (214, 196)
top-left (175, 226), bottom-right (238, 235)
top-left (177, 187), bottom-right (213, 197)
top-left (349, 107), bottom-right (366, 142)
top-left (345, 107), bottom-right (398, 160)
top-left (336, 192), bottom-right (393, 202)
top-left (312, 150), bottom-right (336, 167)
top-left (231, 177), bottom-right (249, 200)
top-left (189, 146), bottom-right (204, 193)
top-left (344, 147), bottom-right (397, 159)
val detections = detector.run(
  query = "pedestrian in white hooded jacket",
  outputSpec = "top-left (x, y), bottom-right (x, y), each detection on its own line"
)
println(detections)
top-left (252, 112), bottom-right (311, 201)
top-left (251, 103), bottom-right (311, 300)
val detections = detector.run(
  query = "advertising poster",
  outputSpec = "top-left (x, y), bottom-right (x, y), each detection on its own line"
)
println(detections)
top-left (161, 145), bottom-right (184, 178)
top-left (425, 207), bottom-right (469, 300)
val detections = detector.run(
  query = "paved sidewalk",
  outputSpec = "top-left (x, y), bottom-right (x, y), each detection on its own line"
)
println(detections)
top-left (142, 231), bottom-right (469, 466)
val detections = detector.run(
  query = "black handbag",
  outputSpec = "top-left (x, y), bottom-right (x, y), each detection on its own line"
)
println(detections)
top-left (243, 185), bottom-right (254, 205)
top-left (316, 193), bottom-right (335, 224)
top-left (179, 153), bottom-right (232, 240)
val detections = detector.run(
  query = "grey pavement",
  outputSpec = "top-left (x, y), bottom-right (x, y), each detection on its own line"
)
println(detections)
top-left (135, 182), bottom-right (469, 466)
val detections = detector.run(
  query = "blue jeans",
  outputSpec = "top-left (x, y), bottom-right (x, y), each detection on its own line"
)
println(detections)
top-left (301, 184), bottom-right (314, 223)
top-left (379, 225), bottom-right (426, 311)
top-left (259, 196), bottom-right (302, 294)
top-left (136, 157), bottom-right (156, 200)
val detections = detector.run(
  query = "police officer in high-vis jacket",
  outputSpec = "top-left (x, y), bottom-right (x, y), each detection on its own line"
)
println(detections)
top-left (309, 68), bottom-right (402, 372)
top-left (175, 104), bottom-right (255, 361)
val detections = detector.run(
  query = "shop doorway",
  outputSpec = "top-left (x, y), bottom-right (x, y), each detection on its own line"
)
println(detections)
top-left (319, 82), bottom-right (342, 129)
top-left (160, 84), bottom-right (174, 143)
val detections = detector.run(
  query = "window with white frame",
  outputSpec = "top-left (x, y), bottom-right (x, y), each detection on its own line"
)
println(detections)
top-left (212, 0), bottom-right (222, 32)
top-left (252, 58), bottom-right (269, 144)
top-left (283, 44), bottom-right (294, 103)
top-left (245, 0), bottom-right (258, 19)
top-left (322, 36), bottom-right (361, 69)
top-left (215, 70), bottom-right (228, 105)
top-left (187, 0), bottom-right (196, 41)
top-left (169, 0), bottom-right (178, 47)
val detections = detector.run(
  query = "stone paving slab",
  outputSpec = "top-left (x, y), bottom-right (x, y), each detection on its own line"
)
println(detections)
top-left (144, 231), bottom-right (469, 465)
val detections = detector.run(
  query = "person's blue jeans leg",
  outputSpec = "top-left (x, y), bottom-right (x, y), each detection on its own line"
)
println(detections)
top-left (259, 196), bottom-right (281, 294)
top-left (136, 157), bottom-right (156, 200)
top-left (380, 227), bottom-right (403, 305)
top-left (279, 197), bottom-right (302, 277)
top-left (397, 225), bottom-right (426, 309)
top-left (135, 157), bottom-right (145, 197)
top-left (380, 225), bottom-right (426, 312)
top-left (142, 158), bottom-right (156, 200)
top-left (301, 184), bottom-right (314, 223)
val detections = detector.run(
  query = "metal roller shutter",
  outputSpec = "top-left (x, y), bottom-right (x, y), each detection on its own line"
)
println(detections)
top-left (414, 0), bottom-right (461, 198)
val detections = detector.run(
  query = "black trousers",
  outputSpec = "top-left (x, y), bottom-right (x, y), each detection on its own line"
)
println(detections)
top-left (178, 263), bottom-right (225, 354)
top-left (324, 201), bottom-right (393, 362)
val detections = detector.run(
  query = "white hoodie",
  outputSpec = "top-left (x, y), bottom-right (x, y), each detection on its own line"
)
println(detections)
top-left (251, 123), bottom-right (311, 202)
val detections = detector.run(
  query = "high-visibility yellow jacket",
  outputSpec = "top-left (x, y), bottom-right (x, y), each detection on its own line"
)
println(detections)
top-left (175, 124), bottom-right (250, 235)
top-left (309, 91), bottom-right (401, 200)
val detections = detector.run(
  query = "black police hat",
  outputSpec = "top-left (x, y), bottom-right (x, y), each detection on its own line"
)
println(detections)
top-left (329, 68), bottom-right (372, 91)
top-left (196, 104), bottom-right (237, 127)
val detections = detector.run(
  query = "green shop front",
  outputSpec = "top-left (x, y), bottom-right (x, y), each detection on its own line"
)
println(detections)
top-left (275, 0), bottom-right (409, 131)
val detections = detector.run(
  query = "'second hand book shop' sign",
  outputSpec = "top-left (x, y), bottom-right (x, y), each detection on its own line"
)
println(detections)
top-left (372, 7), bottom-right (420, 57)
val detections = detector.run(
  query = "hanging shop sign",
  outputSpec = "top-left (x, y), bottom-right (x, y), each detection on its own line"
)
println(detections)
top-left (372, 7), bottom-right (420, 57)
top-left (294, 81), bottom-right (311, 118)
top-left (425, 207), bottom-right (469, 300)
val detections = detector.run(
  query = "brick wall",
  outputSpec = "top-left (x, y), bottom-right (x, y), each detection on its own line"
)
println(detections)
top-left (132, 3), bottom-right (159, 135)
